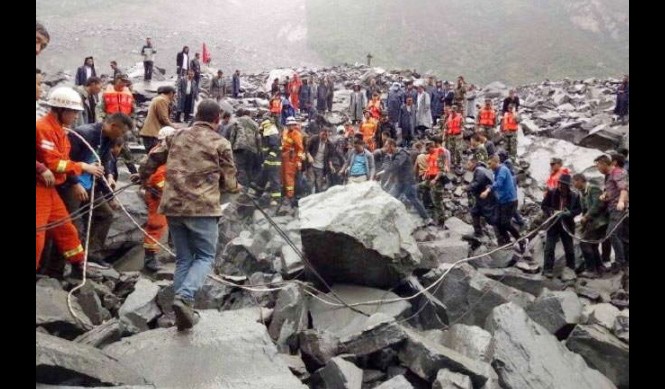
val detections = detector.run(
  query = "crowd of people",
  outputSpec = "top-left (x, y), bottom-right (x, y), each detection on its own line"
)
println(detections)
top-left (36, 24), bottom-right (629, 330)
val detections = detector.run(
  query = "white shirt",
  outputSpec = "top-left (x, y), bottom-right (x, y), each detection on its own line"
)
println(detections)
top-left (182, 53), bottom-right (189, 70)
top-left (186, 80), bottom-right (192, 95)
top-left (85, 66), bottom-right (92, 80)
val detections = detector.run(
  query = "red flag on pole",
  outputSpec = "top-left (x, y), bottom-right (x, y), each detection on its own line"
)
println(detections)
top-left (202, 43), bottom-right (211, 64)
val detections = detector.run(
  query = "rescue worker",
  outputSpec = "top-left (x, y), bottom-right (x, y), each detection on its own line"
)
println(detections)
top-left (500, 103), bottom-right (519, 160)
top-left (546, 157), bottom-right (571, 191)
top-left (268, 92), bottom-right (283, 127)
top-left (289, 73), bottom-right (302, 111)
top-left (229, 109), bottom-right (261, 187)
top-left (141, 126), bottom-right (176, 272)
top-left (36, 87), bottom-right (105, 274)
top-left (469, 134), bottom-right (488, 163)
top-left (97, 73), bottom-right (135, 121)
top-left (476, 98), bottom-right (497, 139)
top-left (573, 173), bottom-right (609, 279)
top-left (444, 104), bottom-right (464, 167)
top-left (367, 92), bottom-right (383, 120)
top-left (252, 119), bottom-right (282, 205)
top-left (417, 141), bottom-right (449, 225)
top-left (360, 109), bottom-right (378, 151)
top-left (281, 116), bottom-right (305, 208)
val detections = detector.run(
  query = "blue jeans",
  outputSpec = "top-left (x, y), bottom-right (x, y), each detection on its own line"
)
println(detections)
top-left (168, 216), bottom-right (219, 303)
top-left (390, 182), bottom-right (429, 220)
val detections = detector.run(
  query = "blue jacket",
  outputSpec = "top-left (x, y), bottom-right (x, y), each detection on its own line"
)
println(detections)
top-left (491, 164), bottom-right (517, 204)
top-left (65, 123), bottom-right (114, 195)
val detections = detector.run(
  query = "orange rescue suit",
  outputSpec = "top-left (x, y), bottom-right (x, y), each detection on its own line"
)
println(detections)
top-left (502, 112), bottom-right (519, 133)
top-left (360, 119), bottom-right (378, 151)
top-left (103, 84), bottom-right (134, 115)
top-left (143, 165), bottom-right (167, 253)
top-left (35, 112), bottom-right (85, 270)
top-left (269, 97), bottom-right (282, 114)
top-left (446, 113), bottom-right (463, 135)
top-left (478, 108), bottom-right (496, 126)
top-left (367, 98), bottom-right (382, 120)
top-left (281, 127), bottom-right (304, 198)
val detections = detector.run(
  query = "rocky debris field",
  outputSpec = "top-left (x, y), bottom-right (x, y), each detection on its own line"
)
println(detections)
top-left (37, 64), bottom-right (628, 388)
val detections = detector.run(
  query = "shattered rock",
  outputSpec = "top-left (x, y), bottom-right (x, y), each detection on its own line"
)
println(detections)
top-left (485, 302), bottom-right (617, 389)
top-left (36, 331), bottom-right (147, 387)
top-left (421, 263), bottom-right (534, 328)
top-left (74, 318), bottom-right (124, 349)
top-left (76, 284), bottom-right (111, 326)
top-left (36, 285), bottom-right (93, 340)
top-left (525, 289), bottom-right (582, 339)
top-left (566, 324), bottom-right (629, 389)
top-left (440, 324), bottom-right (492, 362)
top-left (398, 328), bottom-right (492, 387)
top-left (299, 329), bottom-right (340, 368)
top-left (432, 369), bottom-right (473, 389)
top-left (587, 303), bottom-right (621, 331)
top-left (339, 313), bottom-right (407, 356)
top-left (479, 268), bottom-right (544, 296)
top-left (268, 284), bottom-right (308, 352)
top-left (118, 278), bottom-right (160, 334)
top-left (299, 182), bottom-right (421, 288)
top-left (375, 375), bottom-right (414, 389)
top-left (613, 309), bottom-right (629, 343)
top-left (418, 238), bottom-right (469, 269)
top-left (105, 309), bottom-right (307, 388)
top-left (318, 356), bottom-right (363, 389)
top-left (308, 284), bottom-right (410, 339)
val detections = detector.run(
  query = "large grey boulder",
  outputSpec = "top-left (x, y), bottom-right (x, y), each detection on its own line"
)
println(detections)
top-left (566, 324), bottom-right (629, 389)
top-left (418, 238), bottom-right (469, 269)
top-left (36, 331), bottom-right (147, 387)
top-left (525, 289), bottom-right (583, 339)
top-left (485, 302), bottom-right (617, 389)
top-left (118, 278), bottom-right (160, 334)
top-left (105, 309), bottom-right (306, 388)
top-left (36, 285), bottom-right (93, 340)
top-left (299, 181), bottom-right (421, 288)
top-left (587, 303), bottom-right (621, 331)
top-left (421, 264), bottom-right (534, 328)
top-left (308, 284), bottom-right (411, 339)
top-left (579, 125), bottom-right (628, 151)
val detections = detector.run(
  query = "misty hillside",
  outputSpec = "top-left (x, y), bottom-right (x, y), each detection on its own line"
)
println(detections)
top-left (306, 0), bottom-right (629, 84)
top-left (37, 0), bottom-right (628, 85)
top-left (36, 0), bottom-right (322, 77)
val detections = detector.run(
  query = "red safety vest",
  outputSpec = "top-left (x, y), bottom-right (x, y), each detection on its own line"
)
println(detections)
top-left (446, 114), bottom-right (462, 135)
top-left (425, 148), bottom-right (443, 177)
top-left (103, 85), bottom-right (133, 115)
top-left (269, 98), bottom-right (282, 114)
top-left (502, 112), bottom-right (518, 133)
top-left (479, 108), bottom-right (496, 126)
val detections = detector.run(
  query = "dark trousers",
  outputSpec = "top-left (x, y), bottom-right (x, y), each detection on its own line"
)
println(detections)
top-left (182, 94), bottom-right (193, 121)
top-left (144, 61), bottom-right (154, 80)
top-left (544, 223), bottom-right (576, 271)
top-left (607, 210), bottom-right (629, 265)
top-left (234, 150), bottom-right (256, 187)
top-left (390, 182), bottom-right (429, 220)
top-left (580, 225), bottom-right (606, 271)
top-left (254, 164), bottom-right (282, 199)
top-left (496, 200), bottom-right (521, 244)
top-left (141, 136), bottom-right (159, 153)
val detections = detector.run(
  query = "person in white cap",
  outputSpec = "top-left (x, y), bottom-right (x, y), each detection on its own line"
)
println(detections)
top-left (36, 87), bottom-right (105, 277)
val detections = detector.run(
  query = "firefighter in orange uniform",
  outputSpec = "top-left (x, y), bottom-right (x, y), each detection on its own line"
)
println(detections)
top-left (281, 116), bottom-right (304, 207)
top-left (500, 103), bottom-right (520, 159)
top-left (476, 98), bottom-right (497, 139)
top-left (141, 126), bottom-right (176, 272)
top-left (359, 110), bottom-right (378, 151)
top-left (444, 104), bottom-right (464, 167)
top-left (36, 87), bottom-right (105, 273)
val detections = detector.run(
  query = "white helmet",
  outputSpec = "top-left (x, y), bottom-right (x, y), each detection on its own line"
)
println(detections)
top-left (158, 126), bottom-right (177, 140)
top-left (46, 87), bottom-right (84, 111)
top-left (285, 116), bottom-right (298, 126)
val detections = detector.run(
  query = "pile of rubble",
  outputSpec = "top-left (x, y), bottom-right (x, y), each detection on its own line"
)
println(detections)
top-left (37, 65), bottom-right (629, 388)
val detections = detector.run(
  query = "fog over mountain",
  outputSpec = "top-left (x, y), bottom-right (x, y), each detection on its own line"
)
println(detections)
top-left (37, 0), bottom-right (628, 85)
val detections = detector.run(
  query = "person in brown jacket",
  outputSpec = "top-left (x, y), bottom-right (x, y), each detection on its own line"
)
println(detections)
top-left (139, 86), bottom-right (176, 151)
top-left (139, 99), bottom-right (239, 331)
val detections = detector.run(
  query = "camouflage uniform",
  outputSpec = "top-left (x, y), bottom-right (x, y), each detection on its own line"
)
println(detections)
top-left (139, 122), bottom-right (239, 216)
top-left (445, 134), bottom-right (463, 167)
top-left (472, 143), bottom-right (488, 163)
top-left (504, 133), bottom-right (518, 160)
top-left (417, 148), bottom-right (449, 225)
